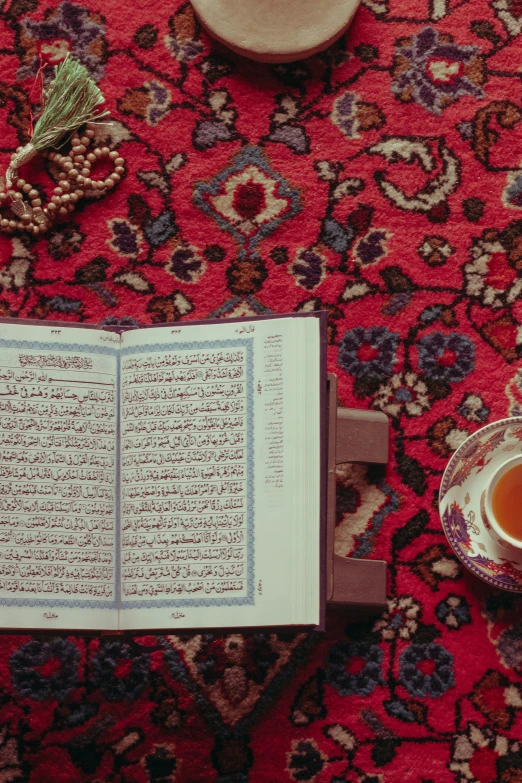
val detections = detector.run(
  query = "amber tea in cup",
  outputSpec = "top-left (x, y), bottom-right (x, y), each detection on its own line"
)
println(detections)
top-left (485, 456), bottom-right (522, 549)
top-left (492, 463), bottom-right (522, 541)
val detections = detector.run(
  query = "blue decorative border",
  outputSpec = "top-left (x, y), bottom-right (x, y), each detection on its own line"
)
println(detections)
top-left (0, 338), bottom-right (118, 356)
top-left (119, 338), bottom-right (255, 609)
top-left (0, 337), bottom-right (119, 609)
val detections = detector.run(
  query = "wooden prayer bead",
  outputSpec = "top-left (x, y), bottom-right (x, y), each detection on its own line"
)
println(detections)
top-left (0, 136), bottom-right (125, 236)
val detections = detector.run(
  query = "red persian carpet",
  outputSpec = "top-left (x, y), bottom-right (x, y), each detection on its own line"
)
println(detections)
top-left (2, 0), bottom-right (522, 781)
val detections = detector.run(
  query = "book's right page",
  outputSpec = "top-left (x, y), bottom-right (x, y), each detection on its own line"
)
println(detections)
top-left (118, 316), bottom-right (321, 630)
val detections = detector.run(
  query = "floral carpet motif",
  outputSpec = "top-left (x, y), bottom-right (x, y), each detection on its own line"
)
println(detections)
top-left (1, 0), bottom-right (522, 780)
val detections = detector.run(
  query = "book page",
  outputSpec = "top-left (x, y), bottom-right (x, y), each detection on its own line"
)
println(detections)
top-left (119, 317), bottom-right (320, 630)
top-left (0, 323), bottom-right (119, 630)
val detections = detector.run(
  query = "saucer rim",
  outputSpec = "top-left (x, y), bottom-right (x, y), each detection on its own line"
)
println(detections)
top-left (440, 416), bottom-right (522, 500)
top-left (439, 416), bottom-right (522, 592)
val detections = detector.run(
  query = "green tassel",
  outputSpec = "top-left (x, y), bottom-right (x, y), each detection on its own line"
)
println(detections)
top-left (31, 54), bottom-right (109, 151)
top-left (5, 54), bottom-right (109, 189)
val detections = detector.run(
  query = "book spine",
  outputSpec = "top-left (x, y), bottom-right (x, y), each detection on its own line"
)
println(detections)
top-left (115, 349), bottom-right (121, 616)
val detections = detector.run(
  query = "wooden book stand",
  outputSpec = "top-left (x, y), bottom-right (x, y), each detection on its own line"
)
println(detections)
top-left (326, 374), bottom-right (388, 612)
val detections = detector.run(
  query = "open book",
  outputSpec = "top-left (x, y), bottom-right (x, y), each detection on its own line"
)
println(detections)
top-left (0, 314), bottom-right (325, 631)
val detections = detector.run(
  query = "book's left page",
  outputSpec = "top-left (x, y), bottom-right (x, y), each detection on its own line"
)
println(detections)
top-left (0, 322), bottom-right (120, 630)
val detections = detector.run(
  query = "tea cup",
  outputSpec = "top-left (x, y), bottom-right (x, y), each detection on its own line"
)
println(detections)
top-left (484, 455), bottom-right (522, 551)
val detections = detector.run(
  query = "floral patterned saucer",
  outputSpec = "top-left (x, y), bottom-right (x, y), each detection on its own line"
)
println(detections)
top-left (439, 417), bottom-right (522, 592)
